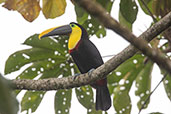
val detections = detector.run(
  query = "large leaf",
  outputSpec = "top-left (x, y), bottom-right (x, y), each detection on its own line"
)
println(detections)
top-left (21, 91), bottom-right (46, 113)
top-left (113, 90), bottom-right (131, 114)
top-left (113, 58), bottom-right (145, 114)
top-left (163, 74), bottom-right (171, 101)
top-left (75, 86), bottom-right (94, 109)
top-left (5, 34), bottom-right (67, 74)
top-left (0, 74), bottom-right (19, 114)
top-left (16, 60), bottom-right (63, 80)
top-left (75, 86), bottom-right (102, 114)
top-left (55, 89), bottom-right (72, 114)
top-left (5, 47), bottom-right (65, 74)
top-left (120, 0), bottom-right (138, 24)
top-left (119, 10), bottom-right (132, 31)
top-left (107, 54), bottom-right (146, 114)
top-left (110, 53), bottom-right (153, 114)
top-left (3, 0), bottom-right (40, 22)
top-left (5, 34), bottom-right (77, 113)
top-left (42, 0), bottom-right (66, 19)
top-left (135, 61), bottom-right (153, 109)
top-left (138, 0), bottom-right (153, 15)
top-left (107, 54), bottom-right (145, 93)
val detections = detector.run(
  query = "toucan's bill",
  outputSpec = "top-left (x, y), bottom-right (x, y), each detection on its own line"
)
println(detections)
top-left (39, 25), bottom-right (72, 39)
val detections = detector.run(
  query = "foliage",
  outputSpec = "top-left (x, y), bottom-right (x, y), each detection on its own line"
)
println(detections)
top-left (108, 54), bottom-right (153, 114)
top-left (55, 89), bottom-right (72, 114)
top-left (2, 0), bottom-right (66, 22)
top-left (75, 0), bottom-right (114, 38)
top-left (2, 0), bottom-right (171, 114)
top-left (4, 34), bottom-right (155, 114)
top-left (163, 74), bottom-right (171, 101)
top-left (149, 112), bottom-right (164, 114)
top-left (0, 73), bottom-right (19, 114)
top-left (42, 0), bottom-right (66, 19)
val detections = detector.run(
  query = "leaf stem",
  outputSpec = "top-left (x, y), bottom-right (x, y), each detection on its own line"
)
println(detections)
top-left (138, 73), bottom-right (167, 114)
top-left (140, 0), bottom-right (157, 22)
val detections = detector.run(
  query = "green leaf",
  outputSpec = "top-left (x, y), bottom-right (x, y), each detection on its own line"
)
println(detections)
top-left (75, 86), bottom-right (102, 113)
top-left (82, 17), bottom-right (106, 38)
top-left (97, 0), bottom-right (113, 13)
top-left (163, 74), bottom-right (171, 101)
top-left (55, 89), bottom-right (72, 114)
top-left (75, 86), bottom-right (94, 109)
top-left (111, 54), bottom-right (145, 114)
top-left (138, 0), bottom-right (153, 15)
top-left (5, 47), bottom-right (65, 74)
top-left (0, 74), bottom-right (19, 114)
top-left (75, 4), bottom-right (88, 25)
top-left (21, 91), bottom-right (46, 113)
top-left (87, 107), bottom-right (102, 114)
top-left (108, 54), bottom-right (145, 92)
top-left (40, 64), bottom-right (63, 79)
top-left (42, 0), bottom-right (66, 19)
top-left (120, 0), bottom-right (138, 24)
top-left (113, 62), bottom-right (144, 114)
top-left (135, 61), bottom-right (153, 109)
top-left (5, 34), bottom-right (70, 75)
top-left (119, 10), bottom-right (132, 31)
top-left (113, 90), bottom-right (131, 114)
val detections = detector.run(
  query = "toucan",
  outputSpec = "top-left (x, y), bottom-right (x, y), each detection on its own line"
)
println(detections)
top-left (39, 22), bottom-right (111, 111)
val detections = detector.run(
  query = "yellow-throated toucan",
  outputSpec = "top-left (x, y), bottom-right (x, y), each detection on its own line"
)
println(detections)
top-left (39, 22), bottom-right (111, 111)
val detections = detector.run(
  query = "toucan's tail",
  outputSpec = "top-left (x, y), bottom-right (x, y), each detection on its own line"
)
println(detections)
top-left (95, 85), bottom-right (111, 111)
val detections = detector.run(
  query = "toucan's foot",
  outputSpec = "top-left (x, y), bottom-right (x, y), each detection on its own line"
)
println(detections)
top-left (88, 68), bottom-right (95, 76)
top-left (73, 73), bottom-right (81, 80)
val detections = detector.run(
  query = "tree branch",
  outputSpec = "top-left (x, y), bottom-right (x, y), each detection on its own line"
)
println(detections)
top-left (75, 0), bottom-right (171, 73)
top-left (12, 10), bottom-right (171, 90)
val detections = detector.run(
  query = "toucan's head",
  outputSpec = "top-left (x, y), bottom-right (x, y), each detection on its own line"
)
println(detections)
top-left (39, 22), bottom-right (88, 51)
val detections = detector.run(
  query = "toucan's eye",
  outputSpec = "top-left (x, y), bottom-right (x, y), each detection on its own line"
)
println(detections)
top-left (70, 24), bottom-right (76, 28)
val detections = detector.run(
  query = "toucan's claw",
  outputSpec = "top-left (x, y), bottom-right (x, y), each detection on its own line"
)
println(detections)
top-left (73, 73), bottom-right (81, 80)
top-left (88, 68), bottom-right (95, 76)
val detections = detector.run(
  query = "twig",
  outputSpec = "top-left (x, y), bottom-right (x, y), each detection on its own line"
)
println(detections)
top-left (138, 73), bottom-right (168, 114)
top-left (140, 0), bottom-right (157, 22)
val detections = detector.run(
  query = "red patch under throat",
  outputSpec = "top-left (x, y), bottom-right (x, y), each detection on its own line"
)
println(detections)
top-left (68, 40), bottom-right (81, 54)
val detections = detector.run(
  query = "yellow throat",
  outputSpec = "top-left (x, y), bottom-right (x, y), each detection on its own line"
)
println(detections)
top-left (68, 25), bottom-right (82, 50)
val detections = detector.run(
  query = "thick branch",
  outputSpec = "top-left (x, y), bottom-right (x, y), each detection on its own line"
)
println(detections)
top-left (75, 0), bottom-right (171, 73)
top-left (12, 10), bottom-right (171, 90)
